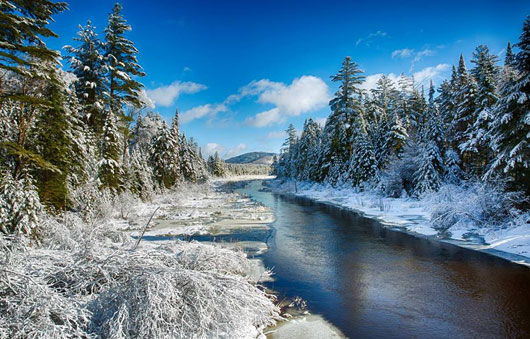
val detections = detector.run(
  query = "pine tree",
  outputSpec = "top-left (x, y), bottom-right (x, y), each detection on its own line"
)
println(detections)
top-left (64, 20), bottom-right (107, 134)
top-left (104, 2), bottom-right (145, 112)
top-left (150, 121), bottom-right (179, 189)
top-left (295, 118), bottom-right (321, 180)
top-left (180, 134), bottom-right (197, 182)
top-left (368, 75), bottom-right (398, 169)
top-left (487, 17), bottom-right (530, 194)
top-left (0, 1), bottom-right (66, 178)
top-left (31, 71), bottom-right (80, 210)
top-left (452, 54), bottom-right (477, 173)
top-left (98, 109), bottom-right (124, 193)
top-left (321, 56), bottom-right (365, 182)
top-left (414, 141), bottom-right (443, 194)
top-left (0, 170), bottom-right (43, 236)
top-left (347, 121), bottom-right (378, 188)
top-left (104, 2), bottom-right (146, 164)
top-left (0, 0), bottom-right (67, 92)
top-left (461, 45), bottom-right (499, 176)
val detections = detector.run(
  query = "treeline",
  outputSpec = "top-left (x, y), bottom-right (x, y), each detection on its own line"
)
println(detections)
top-left (0, 2), bottom-right (207, 236)
top-left (274, 16), bottom-right (530, 201)
top-left (207, 152), bottom-right (271, 177)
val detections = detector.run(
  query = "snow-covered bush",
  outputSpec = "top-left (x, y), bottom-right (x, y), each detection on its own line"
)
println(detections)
top-left (0, 238), bottom-right (280, 338)
top-left (0, 172), bottom-right (43, 237)
top-left (1, 184), bottom-right (280, 339)
top-left (69, 182), bottom-right (114, 223)
top-left (423, 181), bottom-right (526, 235)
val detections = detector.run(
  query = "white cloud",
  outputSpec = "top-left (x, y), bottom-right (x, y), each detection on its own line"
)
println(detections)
top-left (178, 75), bottom-right (329, 128)
top-left (246, 108), bottom-right (282, 127)
top-left (202, 142), bottom-right (247, 159)
top-left (392, 48), bottom-right (414, 58)
top-left (180, 103), bottom-right (228, 124)
top-left (359, 64), bottom-right (450, 91)
top-left (413, 48), bottom-right (435, 64)
top-left (203, 143), bottom-right (225, 158)
top-left (356, 31), bottom-right (388, 46)
top-left (146, 81), bottom-right (206, 107)
top-left (224, 143), bottom-right (247, 159)
top-left (243, 76), bottom-right (330, 127)
top-left (413, 63), bottom-right (450, 84)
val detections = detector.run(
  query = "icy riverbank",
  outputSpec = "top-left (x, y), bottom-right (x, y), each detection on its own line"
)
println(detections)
top-left (0, 180), bottom-right (282, 339)
top-left (266, 179), bottom-right (530, 267)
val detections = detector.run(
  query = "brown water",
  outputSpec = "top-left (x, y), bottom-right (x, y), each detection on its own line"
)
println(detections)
top-left (237, 180), bottom-right (530, 339)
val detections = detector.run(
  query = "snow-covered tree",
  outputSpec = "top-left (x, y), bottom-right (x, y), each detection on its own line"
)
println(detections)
top-left (150, 121), bottom-right (180, 189)
top-left (64, 20), bottom-right (107, 134)
top-left (104, 2), bottom-right (145, 113)
top-left (451, 54), bottom-right (477, 173)
top-left (321, 56), bottom-right (365, 183)
top-left (0, 171), bottom-right (43, 237)
top-left (486, 17), bottom-right (530, 193)
top-left (0, 0), bottom-right (67, 91)
top-left (460, 45), bottom-right (499, 176)
top-left (98, 109), bottom-right (124, 193)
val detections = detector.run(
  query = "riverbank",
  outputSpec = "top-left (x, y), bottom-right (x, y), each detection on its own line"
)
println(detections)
top-left (265, 179), bottom-right (530, 267)
top-left (0, 179), bottom-right (283, 338)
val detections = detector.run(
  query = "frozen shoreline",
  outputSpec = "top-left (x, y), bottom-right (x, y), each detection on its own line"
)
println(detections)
top-left (266, 179), bottom-right (530, 267)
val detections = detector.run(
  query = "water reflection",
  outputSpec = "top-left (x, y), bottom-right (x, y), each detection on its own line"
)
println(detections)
top-left (237, 181), bottom-right (530, 339)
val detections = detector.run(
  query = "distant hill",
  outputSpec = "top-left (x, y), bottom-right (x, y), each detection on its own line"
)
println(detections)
top-left (225, 152), bottom-right (276, 165)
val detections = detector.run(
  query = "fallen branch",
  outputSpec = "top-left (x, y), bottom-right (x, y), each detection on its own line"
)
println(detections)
top-left (132, 206), bottom-right (160, 251)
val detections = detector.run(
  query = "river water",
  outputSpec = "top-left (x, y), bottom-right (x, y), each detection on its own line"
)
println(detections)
top-left (235, 180), bottom-right (530, 339)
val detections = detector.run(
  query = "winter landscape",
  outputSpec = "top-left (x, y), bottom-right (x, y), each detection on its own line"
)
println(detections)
top-left (1, 1), bottom-right (530, 338)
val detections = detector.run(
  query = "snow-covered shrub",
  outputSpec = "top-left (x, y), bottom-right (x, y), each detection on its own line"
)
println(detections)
top-left (0, 238), bottom-right (280, 339)
top-left (423, 181), bottom-right (526, 235)
top-left (70, 182), bottom-right (114, 223)
top-left (0, 172), bottom-right (43, 237)
top-left (378, 165), bottom-right (404, 198)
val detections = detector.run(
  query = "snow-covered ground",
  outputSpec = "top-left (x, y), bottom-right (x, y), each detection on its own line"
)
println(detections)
top-left (267, 180), bottom-right (530, 266)
top-left (0, 180), bottom-right (282, 339)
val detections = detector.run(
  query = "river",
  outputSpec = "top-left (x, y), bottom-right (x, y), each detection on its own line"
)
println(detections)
top-left (234, 179), bottom-right (530, 339)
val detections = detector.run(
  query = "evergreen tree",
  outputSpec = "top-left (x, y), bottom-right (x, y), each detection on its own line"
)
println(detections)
top-left (368, 75), bottom-right (398, 169)
top-left (461, 45), bottom-right (499, 176)
top-left (321, 56), bottom-right (365, 182)
top-left (64, 20), bottom-right (107, 134)
top-left (347, 121), bottom-right (378, 188)
top-left (0, 0), bottom-right (67, 92)
top-left (150, 121), bottom-right (179, 189)
top-left (104, 2), bottom-right (146, 164)
top-left (487, 17), bottom-right (530, 193)
top-left (98, 109), bottom-right (124, 193)
top-left (104, 2), bottom-right (145, 112)
top-left (452, 54), bottom-right (477, 172)
top-left (31, 71), bottom-right (81, 210)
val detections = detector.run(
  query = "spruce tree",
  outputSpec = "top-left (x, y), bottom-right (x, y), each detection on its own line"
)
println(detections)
top-left (104, 2), bottom-right (145, 112)
top-left (64, 20), bottom-right (107, 134)
top-left (104, 2), bottom-right (146, 164)
top-left (321, 56), bottom-right (365, 182)
top-left (0, 0), bottom-right (67, 91)
top-left (150, 121), bottom-right (179, 189)
top-left (461, 45), bottom-right (499, 176)
top-left (98, 109), bottom-right (124, 193)
top-left (452, 54), bottom-right (477, 173)
top-left (487, 17), bottom-right (530, 194)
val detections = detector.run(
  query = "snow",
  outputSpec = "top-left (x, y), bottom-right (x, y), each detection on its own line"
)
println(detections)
top-left (268, 180), bottom-right (530, 266)
top-left (1, 181), bottom-right (282, 338)
top-left (266, 314), bottom-right (346, 339)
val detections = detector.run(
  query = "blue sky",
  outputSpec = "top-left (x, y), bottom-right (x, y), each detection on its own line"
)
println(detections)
top-left (48, 0), bottom-right (530, 158)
